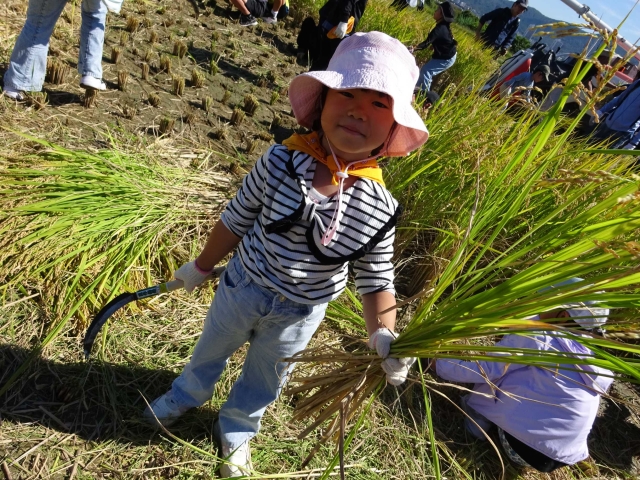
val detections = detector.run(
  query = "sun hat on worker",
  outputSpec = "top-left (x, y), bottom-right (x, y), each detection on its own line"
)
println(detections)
top-left (541, 277), bottom-right (609, 330)
top-left (288, 31), bottom-right (429, 157)
top-left (438, 2), bottom-right (456, 23)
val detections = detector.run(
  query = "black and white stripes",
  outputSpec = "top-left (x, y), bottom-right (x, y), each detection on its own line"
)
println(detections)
top-left (220, 144), bottom-right (399, 305)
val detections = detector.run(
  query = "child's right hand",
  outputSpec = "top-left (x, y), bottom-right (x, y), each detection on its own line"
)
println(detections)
top-left (368, 327), bottom-right (396, 358)
top-left (174, 261), bottom-right (212, 293)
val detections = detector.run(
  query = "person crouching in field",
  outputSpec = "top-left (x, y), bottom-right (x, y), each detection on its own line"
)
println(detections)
top-left (412, 2), bottom-right (457, 93)
top-left (228, 0), bottom-right (288, 26)
top-left (143, 32), bottom-right (428, 477)
top-left (500, 64), bottom-right (550, 102)
top-left (2, 0), bottom-right (123, 101)
top-left (433, 278), bottom-right (613, 473)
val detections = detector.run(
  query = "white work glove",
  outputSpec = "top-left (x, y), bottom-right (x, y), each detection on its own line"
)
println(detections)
top-left (334, 22), bottom-right (348, 39)
top-left (382, 357), bottom-right (416, 386)
top-left (369, 328), bottom-right (415, 386)
top-left (174, 260), bottom-right (212, 293)
top-left (623, 143), bottom-right (636, 150)
top-left (368, 327), bottom-right (395, 358)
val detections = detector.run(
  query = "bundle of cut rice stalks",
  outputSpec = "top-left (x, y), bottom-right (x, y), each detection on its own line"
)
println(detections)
top-left (284, 39), bottom-right (640, 475)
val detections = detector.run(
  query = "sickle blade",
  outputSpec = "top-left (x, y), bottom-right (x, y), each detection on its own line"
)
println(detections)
top-left (83, 292), bottom-right (136, 359)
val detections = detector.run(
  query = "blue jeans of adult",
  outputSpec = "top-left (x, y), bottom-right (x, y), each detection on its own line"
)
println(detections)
top-left (415, 54), bottom-right (457, 92)
top-left (4, 0), bottom-right (108, 92)
top-left (170, 255), bottom-right (327, 449)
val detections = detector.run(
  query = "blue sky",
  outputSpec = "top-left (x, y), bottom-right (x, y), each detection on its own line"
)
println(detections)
top-left (531, 0), bottom-right (640, 42)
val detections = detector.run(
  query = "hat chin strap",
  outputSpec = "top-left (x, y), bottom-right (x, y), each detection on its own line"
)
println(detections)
top-left (321, 138), bottom-right (387, 246)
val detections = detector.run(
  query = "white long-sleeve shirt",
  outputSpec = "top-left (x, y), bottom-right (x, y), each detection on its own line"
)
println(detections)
top-left (220, 144), bottom-right (399, 304)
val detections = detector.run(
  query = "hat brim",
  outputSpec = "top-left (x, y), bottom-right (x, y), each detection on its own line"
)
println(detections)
top-left (289, 71), bottom-right (429, 157)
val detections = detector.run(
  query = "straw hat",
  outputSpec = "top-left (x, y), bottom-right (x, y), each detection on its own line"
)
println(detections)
top-left (288, 31), bottom-right (429, 157)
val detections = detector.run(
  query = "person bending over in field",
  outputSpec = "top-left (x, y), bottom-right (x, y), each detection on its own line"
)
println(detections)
top-left (433, 278), bottom-right (613, 473)
top-left (2, 0), bottom-right (123, 101)
top-left (143, 32), bottom-right (426, 477)
top-left (228, 0), bottom-right (288, 26)
top-left (412, 2), bottom-right (457, 93)
top-left (500, 64), bottom-right (550, 102)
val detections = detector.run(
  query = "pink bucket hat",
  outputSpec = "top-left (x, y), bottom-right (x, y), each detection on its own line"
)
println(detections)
top-left (289, 31), bottom-right (429, 157)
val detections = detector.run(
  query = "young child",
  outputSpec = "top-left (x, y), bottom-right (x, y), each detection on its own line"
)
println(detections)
top-left (144, 32), bottom-right (429, 477)
top-left (413, 1), bottom-right (458, 93)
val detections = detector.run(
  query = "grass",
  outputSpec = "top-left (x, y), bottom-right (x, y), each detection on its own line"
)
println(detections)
top-left (1, 0), bottom-right (639, 479)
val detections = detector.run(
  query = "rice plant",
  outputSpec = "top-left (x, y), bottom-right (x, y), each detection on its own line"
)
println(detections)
top-left (148, 92), bottom-right (160, 107)
top-left (280, 14), bottom-right (640, 475)
top-left (46, 58), bottom-right (70, 85)
top-left (121, 102), bottom-right (137, 119)
top-left (266, 70), bottom-right (276, 84)
top-left (212, 121), bottom-right (229, 140)
top-left (142, 17), bottom-right (152, 28)
top-left (149, 30), bottom-right (159, 44)
top-left (230, 108), bottom-right (245, 126)
top-left (270, 113), bottom-right (281, 130)
top-left (243, 94), bottom-right (259, 116)
top-left (269, 91), bottom-right (279, 106)
top-left (117, 70), bottom-right (129, 91)
top-left (246, 138), bottom-right (259, 155)
top-left (119, 31), bottom-right (129, 46)
top-left (141, 62), bottom-right (149, 80)
top-left (191, 68), bottom-right (204, 88)
top-left (159, 54), bottom-right (172, 74)
top-left (0, 136), bottom-right (227, 396)
top-left (159, 116), bottom-right (175, 135)
top-left (183, 110), bottom-right (196, 125)
top-left (209, 59), bottom-right (219, 75)
top-left (111, 46), bottom-right (122, 64)
top-left (126, 16), bottom-right (141, 33)
top-left (172, 75), bottom-right (185, 96)
top-left (143, 48), bottom-right (153, 62)
top-left (173, 40), bottom-right (188, 59)
top-left (25, 92), bottom-right (48, 110)
top-left (83, 88), bottom-right (97, 108)
top-left (202, 96), bottom-right (213, 113)
top-left (221, 88), bottom-right (231, 104)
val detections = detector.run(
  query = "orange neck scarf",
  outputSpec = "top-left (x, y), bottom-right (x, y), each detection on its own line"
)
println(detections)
top-left (282, 132), bottom-right (385, 187)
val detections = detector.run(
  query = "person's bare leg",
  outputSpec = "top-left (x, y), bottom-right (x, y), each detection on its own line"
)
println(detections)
top-left (228, 0), bottom-right (250, 16)
top-left (262, 0), bottom-right (284, 22)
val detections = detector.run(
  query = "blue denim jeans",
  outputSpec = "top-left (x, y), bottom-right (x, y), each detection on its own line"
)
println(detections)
top-left (415, 54), bottom-right (457, 92)
top-left (170, 255), bottom-right (327, 448)
top-left (4, 0), bottom-right (108, 92)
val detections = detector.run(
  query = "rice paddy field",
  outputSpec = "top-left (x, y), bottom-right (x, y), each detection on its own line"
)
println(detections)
top-left (1, 0), bottom-right (640, 479)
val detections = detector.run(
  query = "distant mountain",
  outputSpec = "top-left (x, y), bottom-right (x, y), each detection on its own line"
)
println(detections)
top-left (451, 0), bottom-right (592, 55)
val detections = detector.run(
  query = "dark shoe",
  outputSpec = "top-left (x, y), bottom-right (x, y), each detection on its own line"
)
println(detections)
top-left (239, 14), bottom-right (257, 27)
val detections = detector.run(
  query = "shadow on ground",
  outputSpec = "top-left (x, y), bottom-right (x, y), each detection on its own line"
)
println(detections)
top-left (0, 344), bottom-right (219, 446)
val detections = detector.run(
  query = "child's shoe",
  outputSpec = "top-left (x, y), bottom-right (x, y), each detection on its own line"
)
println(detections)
top-left (214, 420), bottom-right (253, 477)
top-left (143, 392), bottom-right (190, 427)
top-left (79, 76), bottom-right (106, 91)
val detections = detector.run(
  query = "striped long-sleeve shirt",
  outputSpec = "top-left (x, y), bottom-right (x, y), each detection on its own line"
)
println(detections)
top-left (220, 144), bottom-right (399, 305)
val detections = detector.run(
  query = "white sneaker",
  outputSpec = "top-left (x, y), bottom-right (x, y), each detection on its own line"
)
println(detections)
top-left (214, 421), bottom-right (253, 477)
top-left (80, 76), bottom-right (106, 91)
top-left (143, 392), bottom-right (190, 427)
top-left (262, 15), bottom-right (277, 24)
top-left (3, 87), bottom-right (26, 101)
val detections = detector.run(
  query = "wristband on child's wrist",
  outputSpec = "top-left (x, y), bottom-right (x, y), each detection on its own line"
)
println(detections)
top-left (194, 258), bottom-right (214, 275)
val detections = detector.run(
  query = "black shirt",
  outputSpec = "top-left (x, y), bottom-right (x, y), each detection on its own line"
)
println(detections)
top-left (416, 22), bottom-right (457, 60)
top-left (319, 0), bottom-right (368, 30)
top-left (480, 7), bottom-right (520, 50)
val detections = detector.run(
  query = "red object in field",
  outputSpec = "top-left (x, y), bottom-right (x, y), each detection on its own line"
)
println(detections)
top-left (490, 58), bottom-right (532, 98)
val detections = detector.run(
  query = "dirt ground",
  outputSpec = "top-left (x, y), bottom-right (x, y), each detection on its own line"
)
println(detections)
top-left (0, 0), bottom-right (306, 163)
